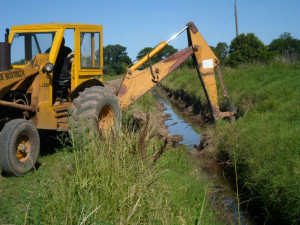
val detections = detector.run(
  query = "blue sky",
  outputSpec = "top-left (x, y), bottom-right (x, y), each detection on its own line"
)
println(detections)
top-left (1, 0), bottom-right (299, 60)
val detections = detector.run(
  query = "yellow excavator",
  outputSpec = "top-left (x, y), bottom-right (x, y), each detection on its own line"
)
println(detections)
top-left (0, 22), bottom-right (235, 176)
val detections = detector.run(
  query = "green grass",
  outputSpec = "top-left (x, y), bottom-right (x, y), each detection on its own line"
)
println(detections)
top-left (160, 62), bottom-right (300, 223)
top-left (0, 148), bottom-right (74, 224)
top-left (161, 68), bottom-right (206, 101)
top-left (130, 92), bottom-right (157, 112)
top-left (103, 74), bottom-right (124, 81)
top-left (0, 94), bottom-right (222, 224)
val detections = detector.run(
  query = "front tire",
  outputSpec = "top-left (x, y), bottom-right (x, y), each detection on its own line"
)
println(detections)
top-left (68, 86), bottom-right (121, 136)
top-left (0, 119), bottom-right (40, 176)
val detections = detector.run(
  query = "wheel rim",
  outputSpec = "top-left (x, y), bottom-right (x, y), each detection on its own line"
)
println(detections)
top-left (98, 105), bottom-right (115, 130)
top-left (16, 134), bottom-right (31, 162)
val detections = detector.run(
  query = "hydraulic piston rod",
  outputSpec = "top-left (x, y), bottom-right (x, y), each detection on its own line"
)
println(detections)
top-left (129, 25), bottom-right (188, 71)
top-left (0, 100), bottom-right (35, 112)
top-left (166, 25), bottom-right (188, 43)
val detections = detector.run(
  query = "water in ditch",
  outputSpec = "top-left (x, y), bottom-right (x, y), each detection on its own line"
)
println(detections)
top-left (159, 97), bottom-right (202, 148)
top-left (153, 88), bottom-right (255, 225)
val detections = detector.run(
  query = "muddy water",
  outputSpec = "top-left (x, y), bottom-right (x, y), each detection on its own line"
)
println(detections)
top-left (153, 89), bottom-right (255, 225)
top-left (158, 96), bottom-right (202, 148)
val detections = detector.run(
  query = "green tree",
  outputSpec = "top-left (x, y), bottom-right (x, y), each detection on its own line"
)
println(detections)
top-left (136, 45), bottom-right (178, 69)
top-left (103, 44), bottom-right (131, 75)
top-left (213, 42), bottom-right (229, 63)
top-left (269, 32), bottom-right (300, 57)
top-left (226, 33), bottom-right (269, 67)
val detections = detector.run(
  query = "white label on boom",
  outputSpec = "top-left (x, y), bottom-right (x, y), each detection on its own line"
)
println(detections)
top-left (202, 59), bottom-right (214, 69)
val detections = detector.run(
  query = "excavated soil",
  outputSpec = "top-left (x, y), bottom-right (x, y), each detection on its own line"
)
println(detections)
top-left (103, 78), bottom-right (123, 94)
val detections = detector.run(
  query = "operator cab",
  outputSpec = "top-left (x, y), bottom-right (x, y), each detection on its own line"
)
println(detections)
top-left (10, 31), bottom-right (74, 103)
top-left (8, 23), bottom-right (104, 105)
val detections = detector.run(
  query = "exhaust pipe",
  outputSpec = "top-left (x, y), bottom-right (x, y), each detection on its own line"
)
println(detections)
top-left (0, 28), bottom-right (11, 72)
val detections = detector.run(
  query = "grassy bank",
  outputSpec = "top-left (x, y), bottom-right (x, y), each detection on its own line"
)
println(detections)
top-left (161, 63), bottom-right (300, 223)
top-left (103, 74), bottom-right (124, 81)
top-left (0, 94), bottom-right (222, 224)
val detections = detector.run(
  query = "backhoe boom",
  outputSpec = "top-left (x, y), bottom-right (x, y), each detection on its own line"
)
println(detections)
top-left (117, 22), bottom-right (235, 120)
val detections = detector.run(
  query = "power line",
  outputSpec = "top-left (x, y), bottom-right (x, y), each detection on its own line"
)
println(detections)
top-left (206, 0), bottom-right (269, 45)
top-left (239, 0), bottom-right (267, 13)
top-left (204, 2), bottom-right (233, 33)
top-left (206, 14), bottom-right (234, 37)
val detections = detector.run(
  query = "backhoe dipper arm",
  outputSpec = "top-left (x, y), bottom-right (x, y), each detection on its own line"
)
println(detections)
top-left (117, 22), bottom-right (235, 120)
top-left (187, 22), bottom-right (235, 120)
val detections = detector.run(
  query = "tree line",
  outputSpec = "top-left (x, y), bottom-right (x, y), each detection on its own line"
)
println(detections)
top-left (104, 32), bottom-right (300, 75)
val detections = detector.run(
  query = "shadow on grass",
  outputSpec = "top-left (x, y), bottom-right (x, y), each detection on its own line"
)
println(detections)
top-left (39, 131), bottom-right (70, 156)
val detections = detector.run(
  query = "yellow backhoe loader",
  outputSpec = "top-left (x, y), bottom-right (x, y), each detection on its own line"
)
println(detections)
top-left (0, 22), bottom-right (235, 176)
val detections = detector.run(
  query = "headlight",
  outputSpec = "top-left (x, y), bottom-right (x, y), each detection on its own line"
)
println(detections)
top-left (43, 63), bottom-right (54, 73)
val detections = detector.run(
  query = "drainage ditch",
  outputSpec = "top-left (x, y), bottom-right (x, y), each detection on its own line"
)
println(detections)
top-left (153, 88), bottom-right (255, 225)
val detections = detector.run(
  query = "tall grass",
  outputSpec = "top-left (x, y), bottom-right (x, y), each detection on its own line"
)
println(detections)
top-left (160, 62), bottom-right (300, 223)
top-left (34, 124), bottom-right (171, 224)
top-left (25, 121), bottom-right (219, 224)
top-left (273, 50), bottom-right (299, 65)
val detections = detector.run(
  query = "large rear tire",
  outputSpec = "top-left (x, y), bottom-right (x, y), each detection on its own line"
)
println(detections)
top-left (68, 86), bottom-right (121, 136)
top-left (0, 119), bottom-right (40, 176)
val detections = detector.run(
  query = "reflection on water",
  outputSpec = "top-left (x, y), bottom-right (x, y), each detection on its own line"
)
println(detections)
top-left (155, 96), bottom-right (202, 148)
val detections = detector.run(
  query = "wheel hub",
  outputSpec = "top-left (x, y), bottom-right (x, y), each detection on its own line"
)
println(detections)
top-left (99, 106), bottom-right (115, 130)
top-left (16, 135), bottom-right (30, 162)
top-left (17, 143), bottom-right (27, 152)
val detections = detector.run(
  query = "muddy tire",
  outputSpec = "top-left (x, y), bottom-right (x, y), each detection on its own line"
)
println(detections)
top-left (0, 119), bottom-right (40, 176)
top-left (68, 86), bottom-right (121, 137)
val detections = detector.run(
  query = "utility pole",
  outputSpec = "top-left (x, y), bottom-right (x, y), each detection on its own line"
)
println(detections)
top-left (234, 0), bottom-right (239, 37)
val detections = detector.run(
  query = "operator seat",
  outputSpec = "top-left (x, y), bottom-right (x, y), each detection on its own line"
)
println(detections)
top-left (47, 37), bottom-right (72, 104)
top-left (58, 52), bottom-right (74, 87)
top-left (55, 52), bottom-right (74, 101)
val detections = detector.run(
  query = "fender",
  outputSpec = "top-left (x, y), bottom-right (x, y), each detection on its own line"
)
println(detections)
top-left (67, 78), bottom-right (104, 102)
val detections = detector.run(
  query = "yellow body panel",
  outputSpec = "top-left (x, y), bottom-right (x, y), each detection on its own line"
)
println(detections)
top-left (35, 102), bottom-right (57, 129)
top-left (0, 68), bottom-right (38, 94)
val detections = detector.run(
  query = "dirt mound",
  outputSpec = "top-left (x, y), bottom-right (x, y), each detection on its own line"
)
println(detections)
top-left (103, 78), bottom-right (122, 94)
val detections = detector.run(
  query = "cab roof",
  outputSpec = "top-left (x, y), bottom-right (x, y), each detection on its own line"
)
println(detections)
top-left (11, 23), bottom-right (102, 30)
